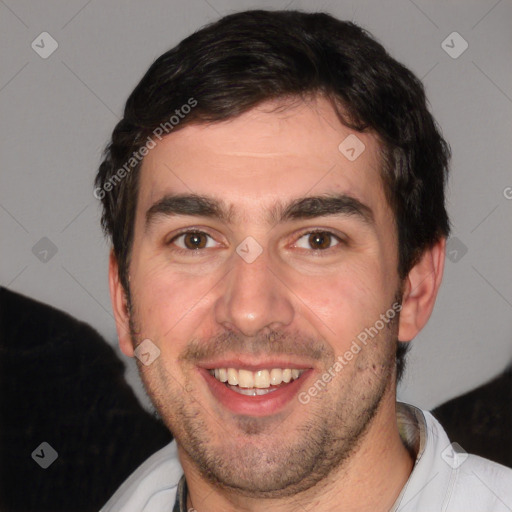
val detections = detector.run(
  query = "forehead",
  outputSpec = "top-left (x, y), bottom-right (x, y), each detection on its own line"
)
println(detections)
top-left (137, 96), bottom-right (388, 223)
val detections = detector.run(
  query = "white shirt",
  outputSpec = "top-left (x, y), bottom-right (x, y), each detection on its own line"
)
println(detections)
top-left (101, 402), bottom-right (512, 511)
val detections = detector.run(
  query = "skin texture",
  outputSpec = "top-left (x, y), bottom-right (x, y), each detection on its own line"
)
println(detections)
top-left (110, 96), bottom-right (445, 512)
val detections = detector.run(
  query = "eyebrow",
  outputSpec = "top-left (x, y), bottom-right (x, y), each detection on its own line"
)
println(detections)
top-left (144, 192), bottom-right (374, 232)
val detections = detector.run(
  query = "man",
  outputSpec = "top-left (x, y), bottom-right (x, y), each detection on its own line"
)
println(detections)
top-left (96, 10), bottom-right (512, 512)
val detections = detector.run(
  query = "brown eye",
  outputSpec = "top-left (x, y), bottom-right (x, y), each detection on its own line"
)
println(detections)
top-left (308, 232), bottom-right (332, 250)
top-left (294, 231), bottom-right (342, 251)
top-left (183, 232), bottom-right (207, 249)
top-left (171, 231), bottom-right (216, 251)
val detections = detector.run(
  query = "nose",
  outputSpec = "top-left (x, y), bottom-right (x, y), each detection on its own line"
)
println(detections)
top-left (213, 245), bottom-right (295, 337)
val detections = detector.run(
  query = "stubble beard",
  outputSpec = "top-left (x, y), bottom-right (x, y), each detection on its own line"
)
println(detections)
top-left (130, 301), bottom-right (399, 499)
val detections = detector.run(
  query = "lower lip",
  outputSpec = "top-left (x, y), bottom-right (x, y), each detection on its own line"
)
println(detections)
top-left (199, 368), bottom-right (312, 417)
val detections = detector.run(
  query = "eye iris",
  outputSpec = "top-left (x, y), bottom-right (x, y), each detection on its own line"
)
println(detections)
top-left (184, 232), bottom-right (207, 249)
top-left (309, 232), bottom-right (331, 249)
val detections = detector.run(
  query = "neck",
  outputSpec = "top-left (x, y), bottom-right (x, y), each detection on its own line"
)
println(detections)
top-left (181, 395), bottom-right (415, 512)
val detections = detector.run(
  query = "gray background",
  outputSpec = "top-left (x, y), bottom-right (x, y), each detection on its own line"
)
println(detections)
top-left (1, 0), bottom-right (511, 412)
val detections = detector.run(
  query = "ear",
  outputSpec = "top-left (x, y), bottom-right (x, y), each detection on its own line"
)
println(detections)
top-left (109, 249), bottom-right (134, 357)
top-left (398, 238), bottom-right (446, 342)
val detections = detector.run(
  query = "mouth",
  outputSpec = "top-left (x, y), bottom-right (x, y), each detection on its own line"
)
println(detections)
top-left (208, 367), bottom-right (307, 396)
top-left (199, 363), bottom-right (313, 417)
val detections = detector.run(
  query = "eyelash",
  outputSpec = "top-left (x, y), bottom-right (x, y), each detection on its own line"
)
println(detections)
top-left (167, 228), bottom-right (346, 255)
top-left (293, 229), bottom-right (345, 252)
top-left (166, 228), bottom-right (218, 255)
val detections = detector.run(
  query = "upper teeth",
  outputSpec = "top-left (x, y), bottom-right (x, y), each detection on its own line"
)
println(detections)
top-left (209, 368), bottom-right (305, 388)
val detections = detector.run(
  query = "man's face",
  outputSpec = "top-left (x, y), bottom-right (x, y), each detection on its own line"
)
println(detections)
top-left (120, 97), bottom-right (403, 496)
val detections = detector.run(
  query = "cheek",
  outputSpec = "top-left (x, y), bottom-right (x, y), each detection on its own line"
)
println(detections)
top-left (130, 261), bottom-right (220, 344)
top-left (288, 258), bottom-right (391, 346)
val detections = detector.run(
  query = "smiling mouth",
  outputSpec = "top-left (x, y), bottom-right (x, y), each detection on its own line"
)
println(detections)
top-left (208, 367), bottom-right (307, 396)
